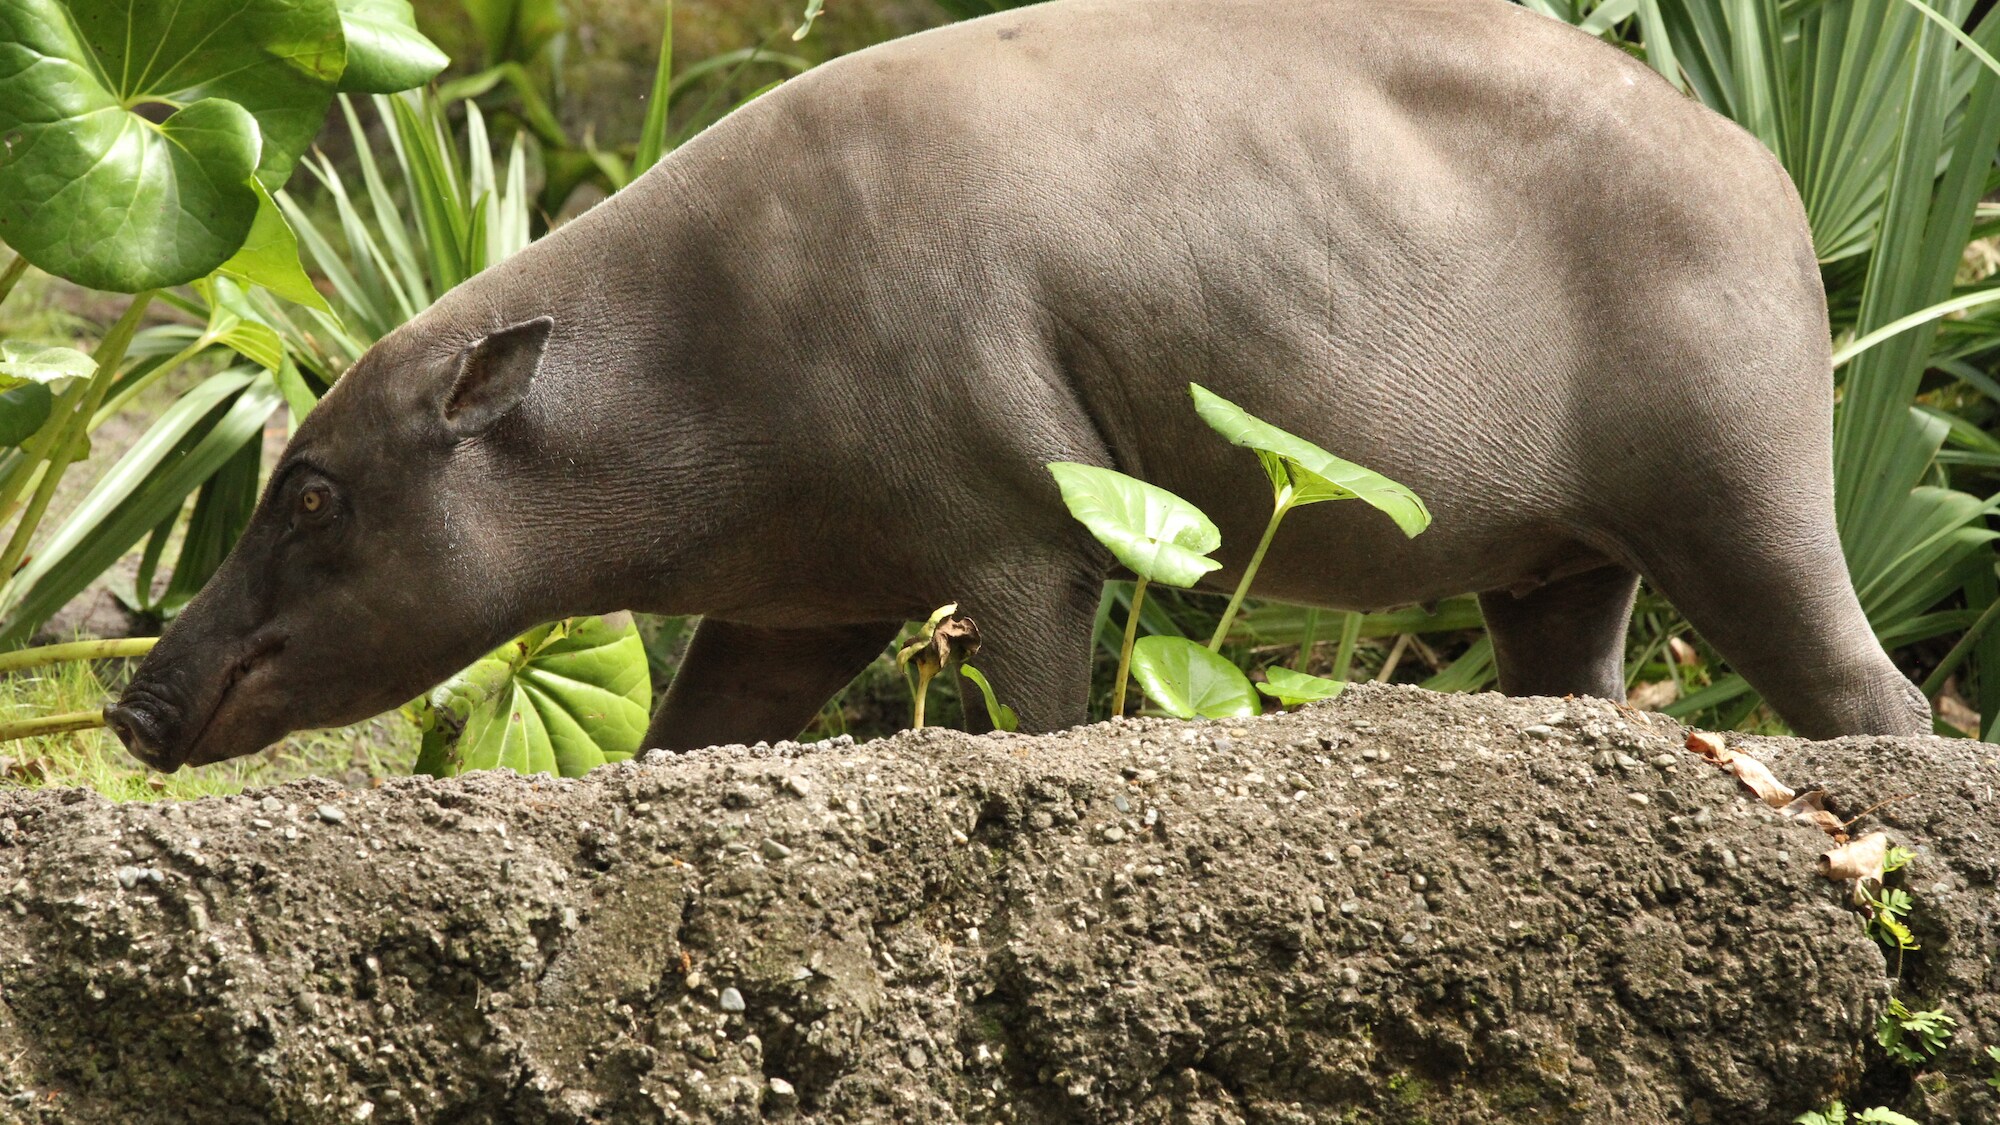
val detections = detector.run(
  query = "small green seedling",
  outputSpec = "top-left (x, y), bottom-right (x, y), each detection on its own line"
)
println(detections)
top-left (1187, 383), bottom-right (1429, 647)
top-left (1122, 386), bottom-right (1430, 716)
top-left (1984, 1044), bottom-right (2000, 1090)
top-left (1795, 1104), bottom-right (1919, 1125)
top-left (1048, 389), bottom-right (1428, 720)
top-left (1863, 885), bottom-right (1919, 957)
top-left (958, 665), bottom-right (1019, 732)
top-left (898, 604), bottom-right (982, 730)
top-left (1046, 463), bottom-right (1222, 717)
top-left (1876, 997), bottom-right (1955, 1067)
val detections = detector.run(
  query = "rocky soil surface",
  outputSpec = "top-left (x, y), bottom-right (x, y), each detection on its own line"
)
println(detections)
top-left (0, 685), bottom-right (1990, 1124)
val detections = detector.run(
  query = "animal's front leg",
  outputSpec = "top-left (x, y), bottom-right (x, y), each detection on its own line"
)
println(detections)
top-left (951, 568), bottom-right (1104, 735)
top-left (644, 619), bottom-right (903, 751)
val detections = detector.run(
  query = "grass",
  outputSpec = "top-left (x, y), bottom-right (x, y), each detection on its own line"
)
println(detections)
top-left (0, 655), bottom-right (419, 802)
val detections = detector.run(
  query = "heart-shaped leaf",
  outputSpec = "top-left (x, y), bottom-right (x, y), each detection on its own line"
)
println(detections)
top-left (1189, 384), bottom-right (1431, 537)
top-left (1131, 635), bottom-right (1261, 720)
top-left (413, 614), bottom-right (652, 778)
top-left (337, 0), bottom-right (450, 93)
top-left (0, 341), bottom-right (96, 385)
top-left (0, 385), bottom-right (54, 448)
top-left (1255, 666), bottom-right (1347, 707)
top-left (0, 0), bottom-right (440, 292)
top-left (1048, 462), bottom-right (1222, 587)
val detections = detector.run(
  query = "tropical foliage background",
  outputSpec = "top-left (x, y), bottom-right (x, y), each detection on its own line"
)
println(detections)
top-left (2, 0), bottom-right (1999, 799)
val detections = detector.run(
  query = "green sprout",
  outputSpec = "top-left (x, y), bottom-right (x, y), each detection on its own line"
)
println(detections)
top-left (1876, 997), bottom-right (1954, 1067)
top-left (1122, 386), bottom-right (1431, 717)
top-left (1048, 386), bottom-right (1427, 720)
top-left (1046, 463), bottom-right (1221, 718)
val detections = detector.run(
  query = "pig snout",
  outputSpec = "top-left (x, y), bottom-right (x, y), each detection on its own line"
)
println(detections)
top-left (109, 632), bottom-right (288, 771)
top-left (105, 687), bottom-right (185, 772)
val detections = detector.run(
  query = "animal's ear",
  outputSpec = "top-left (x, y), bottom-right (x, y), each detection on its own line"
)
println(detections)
top-left (442, 317), bottom-right (553, 438)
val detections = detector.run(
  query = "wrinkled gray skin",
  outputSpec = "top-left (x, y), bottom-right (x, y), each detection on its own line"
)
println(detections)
top-left (108, 0), bottom-right (1929, 771)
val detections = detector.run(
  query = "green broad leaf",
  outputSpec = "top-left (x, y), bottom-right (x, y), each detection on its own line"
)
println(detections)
top-left (0, 341), bottom-right (95, 385)
top-left (216, 182), bottom-right (334, 314)
top-left (274, 356), bottom-right (320, 424)
top-left (1853, 1111), bottom-right (1919, 1125)
top-left (959, 664), bottom-right (1019, 732)
top-left (196, 277), bottom-right (291, 372)
top-left (0, 385), bottom-right (54, 447)
top-left (0, 0), bottom-right (347, 291)
top-left (1047, 462), bottom-right (1222, 587)
top-left (416, 615), bottom-right (652, 779)
top-left (335, 0), bottom-right (448, 93)
top-left (1189, 383), bottom-right (1431, 537)
top-left (458, 681), bottom-right (556, 775)
top-left (1255, 666), bottom-right (1347, 707)
top-left (1130, 635), bottom-right (1261, 720)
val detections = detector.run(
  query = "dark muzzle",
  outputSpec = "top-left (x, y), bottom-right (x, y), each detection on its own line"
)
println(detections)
top-left (105, 686), bottom-right (185, 772)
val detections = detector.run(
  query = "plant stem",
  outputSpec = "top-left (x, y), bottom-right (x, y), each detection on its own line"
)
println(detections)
top-left (1111, 576), bottom-right (1149, 717)
top-left (0, 291), bottom-right (154, 603)
top-left (92, 330), bottom-right (216, 429)
top-left (1293, 608), bottom-right (1321, 672)
top-left (0, 254), bottom-right (29, 311)
top-left (0, 637), bottom-right (156, 675)
top-left (1208, 498), bottom-right (1291, 650)
top-left (0, 710), bottom-right (103, 743)
top-left (0, 377), bottom-right (90, 528)
top-left (1375, 633), bottom-right (1412, 682)
top-left (912, 665), bottom-right (934, 729)
top-left (1332, 611), bottom-right (1364, 682)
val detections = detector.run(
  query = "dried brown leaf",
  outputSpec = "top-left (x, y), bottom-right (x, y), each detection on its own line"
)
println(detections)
top-left (1779, 789), bottom-right (1844, 838)
top-left (5, 757), bottom-right (46, 783)
top-left (1626, 680), bottom-right (1679, 710)
top-left (1684, 731), bottom-right (1797, 808)
top-left (1667, 636), bottom-right (1699, 666)
top-left (1820, 831), bottom-right (1889, 885)
top-left (896, 611), bottom-right (982, 679)
top-left (1684, 731), bottom-right (1727, 761)
top-left (1723, 753), bottom-right (1796, 808)
top-left (933, 616), bottom-right (981, 667)
top-left (1937, 680), bottom-right (1979, 737)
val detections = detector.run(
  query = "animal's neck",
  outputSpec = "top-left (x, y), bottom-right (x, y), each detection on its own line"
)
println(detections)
top-left (453, 167), bottom-right (769, 623)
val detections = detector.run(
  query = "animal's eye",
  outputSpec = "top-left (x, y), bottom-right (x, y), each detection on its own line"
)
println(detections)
top-left (299, 486), bottom-right (328, 515)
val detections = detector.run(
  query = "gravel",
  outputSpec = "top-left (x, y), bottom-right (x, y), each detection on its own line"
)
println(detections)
top-left (0, 684), bottom-right (1987, 1123)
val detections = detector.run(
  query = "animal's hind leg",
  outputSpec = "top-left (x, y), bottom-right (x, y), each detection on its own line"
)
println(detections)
top-left (1631, 520), bottom-right (1929, 739)
top-left (1479, 565), bottom-right (1640, 700)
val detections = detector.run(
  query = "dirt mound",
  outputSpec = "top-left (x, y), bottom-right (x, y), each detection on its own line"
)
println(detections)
top-left (0, 685), bottom-right (1989, 1123)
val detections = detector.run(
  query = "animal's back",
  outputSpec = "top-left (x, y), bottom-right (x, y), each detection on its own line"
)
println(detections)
top-left (629, 0), bottom-right (1825, 609)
